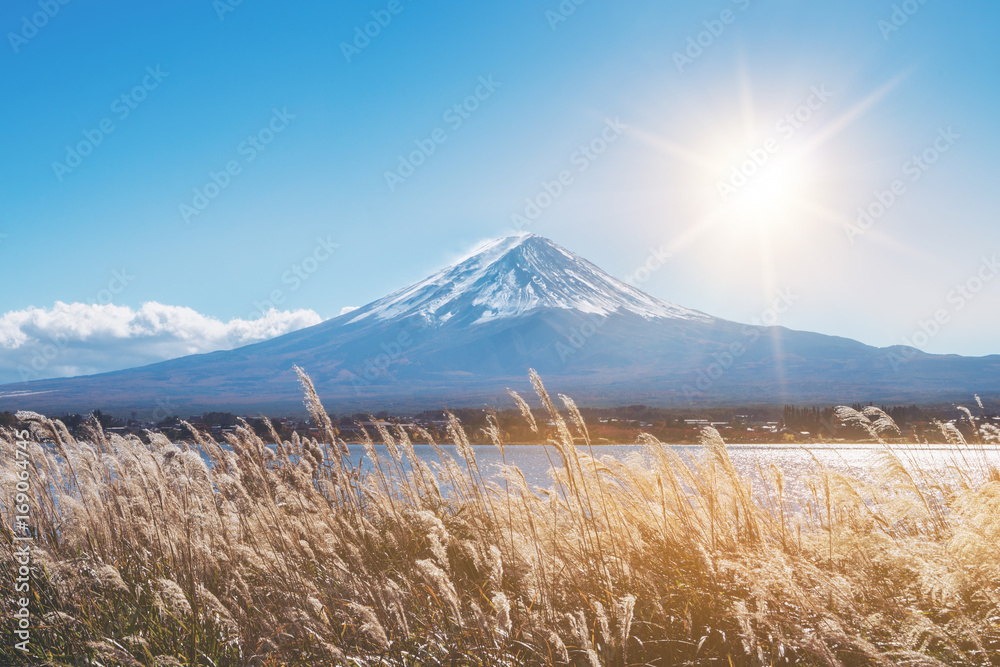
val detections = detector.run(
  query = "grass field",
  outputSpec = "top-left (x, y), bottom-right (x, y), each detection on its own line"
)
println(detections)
top-left (2, 369), bottom-right (999, 666)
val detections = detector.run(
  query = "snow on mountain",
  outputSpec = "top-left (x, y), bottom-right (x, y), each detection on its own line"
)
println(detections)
top-left (348, 233), bottom-right (711, 326)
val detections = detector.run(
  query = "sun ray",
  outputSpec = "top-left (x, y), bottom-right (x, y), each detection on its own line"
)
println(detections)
top-left (629, 127), bottom-right (717, 171)
top-left (736, 50), bottom-right (757, 139)
top-left (798, 71), bottom-right (910, 155)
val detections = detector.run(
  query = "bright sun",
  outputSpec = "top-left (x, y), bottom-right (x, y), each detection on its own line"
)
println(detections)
top-left (635, 70), bottom-right (902, 247)
top-left (630, 68), bottom-right (905, 308)
top-left (719, 152), bottom-right (812, 230)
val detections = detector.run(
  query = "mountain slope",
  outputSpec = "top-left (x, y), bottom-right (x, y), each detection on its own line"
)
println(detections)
top-left (1, 234), bottom-right (997, 414)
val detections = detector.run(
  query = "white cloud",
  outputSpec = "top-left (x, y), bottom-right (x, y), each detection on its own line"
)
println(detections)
top-left (339, 306), bottom-right (359, 315)
top-left (0, 301), bottom-right (323, 385)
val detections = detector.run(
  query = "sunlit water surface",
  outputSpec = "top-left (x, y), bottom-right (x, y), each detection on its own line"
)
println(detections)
top-left (340, 443), bottom-right (1000, 503)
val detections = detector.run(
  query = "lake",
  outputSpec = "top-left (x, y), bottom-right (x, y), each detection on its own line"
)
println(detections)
top-left (340, 442), bottom-right (1000, 501)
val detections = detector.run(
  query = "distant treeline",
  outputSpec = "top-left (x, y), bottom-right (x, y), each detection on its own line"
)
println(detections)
top-left (9, 399), bottom-right (993, 445)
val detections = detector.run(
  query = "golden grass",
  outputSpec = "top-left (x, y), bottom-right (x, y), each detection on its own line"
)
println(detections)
top-left (1, 369), bottom-right (999, 666)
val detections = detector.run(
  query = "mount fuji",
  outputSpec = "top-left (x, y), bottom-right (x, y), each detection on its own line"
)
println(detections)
top-left (1, 234), bottom-right (998, 414)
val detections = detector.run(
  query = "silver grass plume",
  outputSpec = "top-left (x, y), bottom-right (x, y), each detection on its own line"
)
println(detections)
top-left (507, 389), bottom-right (538, 434)
top-left (936, 420), bottom-right (967, 445)
top-left (861, 406), bottom-right (902, 437)
top-left (956, 406), bottom-right (976, 429)
top-left (294, 365), bottom-right (339, 445)
top-left (834, 406), bottom-right (883, 442)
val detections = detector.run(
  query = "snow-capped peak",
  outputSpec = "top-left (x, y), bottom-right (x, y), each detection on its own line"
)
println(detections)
top-left (347, 234), bottom-right (711, 326)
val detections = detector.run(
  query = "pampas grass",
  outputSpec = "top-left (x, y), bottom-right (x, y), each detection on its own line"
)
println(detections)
top-left (1, 371), bottom-right (999, 666)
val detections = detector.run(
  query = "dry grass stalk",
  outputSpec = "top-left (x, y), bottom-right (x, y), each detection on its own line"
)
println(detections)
top-left (1, 370), bottom-right (998, 665)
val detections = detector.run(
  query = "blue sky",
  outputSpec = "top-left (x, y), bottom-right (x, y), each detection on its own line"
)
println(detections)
top-left (1, 0), bottom-right (999, 383)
